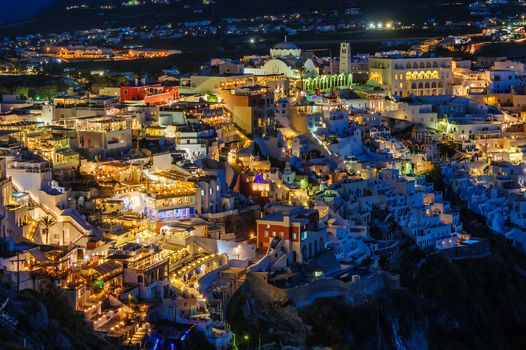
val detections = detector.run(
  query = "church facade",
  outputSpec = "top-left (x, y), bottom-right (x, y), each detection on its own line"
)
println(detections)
top-left (244, 40), bottom-right (353, 92)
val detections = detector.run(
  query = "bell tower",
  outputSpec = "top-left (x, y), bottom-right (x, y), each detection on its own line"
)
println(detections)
top-left (339, 42), bottom-right (351, 74)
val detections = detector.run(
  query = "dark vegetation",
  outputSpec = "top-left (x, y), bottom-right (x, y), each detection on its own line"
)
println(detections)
top-left (0, 75), bottom-right (68, 101)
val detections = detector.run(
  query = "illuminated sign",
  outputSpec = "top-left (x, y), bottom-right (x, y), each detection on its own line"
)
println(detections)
top-left (147, 195), bottom-right (195, 210)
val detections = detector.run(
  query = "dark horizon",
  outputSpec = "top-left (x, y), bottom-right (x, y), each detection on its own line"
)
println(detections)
top-left (0, 0), bottom-right (53, 24)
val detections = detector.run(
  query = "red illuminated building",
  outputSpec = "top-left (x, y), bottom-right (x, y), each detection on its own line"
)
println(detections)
top-left (120, 84), bottom-right (179, 105)
top-left (256, 205), bottom-right (326, 263)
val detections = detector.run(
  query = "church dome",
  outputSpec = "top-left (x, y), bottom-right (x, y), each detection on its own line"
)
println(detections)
top-left (273, 41), bottom-right (299, 50)
top-left (270, 40), bottom-right (301, 59)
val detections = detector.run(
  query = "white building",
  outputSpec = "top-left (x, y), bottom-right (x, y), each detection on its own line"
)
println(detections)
top-left (368, 55), bottom-right (453, 97)
top-left (75, 116), bottom-right (133, 157)
top-left (383, 102), bottom-right (439, 129)
top-left (486, 70), bottom-right (521, 94)
top-left (376, 168), bottom-right (460, 248)
top-left (175, 126), bottom-right (217, 161)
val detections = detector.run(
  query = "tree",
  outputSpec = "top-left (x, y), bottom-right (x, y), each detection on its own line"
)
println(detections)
top-left (34, 85), bottom-right (59, 101)
top-left (13, 86), bottom-right (29, 99)
top-left (295, 60), bottom-right (308, 92)
top-left (40, 216), bottom-right (56, 245)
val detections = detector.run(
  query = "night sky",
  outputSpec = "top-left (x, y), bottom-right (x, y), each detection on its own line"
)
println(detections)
top-left (0, 0), bottom-right (53, 24)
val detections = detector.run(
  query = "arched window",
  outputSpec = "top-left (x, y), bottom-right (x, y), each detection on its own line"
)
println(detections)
top-left (431, 71), bottom-right (439, 79)
top-left (137, 275), bottom-right (144, 283)
top-left (432, 61), bottom-right (438, 68)
top-left (426, 62), bottom-right (431, 68)
top-left (412, 62), bottom-right (418, 69)
top-left (312, 77), bottom-right (319, 89)
top-left (406, 72), bottom-right (412, 80)
top-left (338, 74), bottom-right (344, 86)
top-left (411, 82), bottom-right (417, 89)
top-left (406, 62), bottom-right (411, 69)
top-left (418, 82), bottom-right (424, 89)
top-left (418, 72), bottom-right (425, 80)
top-left (424, 82), bottom-right (430, 89)
top-left (419, 62), bottom-right (425, 68)
top-left (431, 82), bottom-right (437, 88)
top-left (330, 75), bottom-right (337, 88)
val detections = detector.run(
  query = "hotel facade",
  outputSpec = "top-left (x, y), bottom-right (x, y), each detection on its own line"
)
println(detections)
top-left (368, 56), bottom-right (453, 97)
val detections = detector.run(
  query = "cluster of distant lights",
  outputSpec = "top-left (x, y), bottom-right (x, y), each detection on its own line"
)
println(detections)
top-left (368, 22), bottom-right (394, 30)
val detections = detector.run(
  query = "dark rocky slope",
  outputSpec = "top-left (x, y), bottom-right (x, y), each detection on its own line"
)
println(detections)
top-left (227, 238), bottom-right (526, 349)
top-left (0, 284), bottom-right (113, 350)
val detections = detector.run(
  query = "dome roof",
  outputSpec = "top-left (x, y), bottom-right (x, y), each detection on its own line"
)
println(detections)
top-left (273, 41), bottom-right (299, 50)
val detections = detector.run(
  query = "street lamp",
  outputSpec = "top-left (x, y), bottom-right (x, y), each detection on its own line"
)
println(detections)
top-left (243, 334), bottom-right (250, 349)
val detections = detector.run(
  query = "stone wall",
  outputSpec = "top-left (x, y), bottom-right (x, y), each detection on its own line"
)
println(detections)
top-left (246, 269), bottom-right (400, 309)
top-left (439, 238), bottom-right (491, 260)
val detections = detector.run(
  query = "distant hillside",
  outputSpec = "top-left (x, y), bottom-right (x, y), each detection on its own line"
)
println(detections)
top-left (211, 0), bottom-right (472, 21)
top-left (0, 0), bottom-right (476, 36)
top-left (38, 0), bottom-right (474, 22)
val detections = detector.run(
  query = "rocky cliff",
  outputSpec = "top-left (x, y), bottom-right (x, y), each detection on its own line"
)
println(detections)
top-left (227, 238), bottom-right (526, 350)
top-left (0, 284), bottom-right (113, 350)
